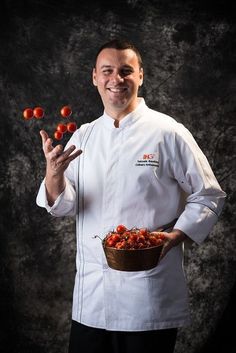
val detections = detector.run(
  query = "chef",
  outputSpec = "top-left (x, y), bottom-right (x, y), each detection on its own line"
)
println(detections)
top-left (36, 39), bottom-right (226, 353)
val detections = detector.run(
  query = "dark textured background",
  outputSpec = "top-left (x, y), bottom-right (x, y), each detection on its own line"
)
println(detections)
top-left (0, 1), bottom-right (235, 352)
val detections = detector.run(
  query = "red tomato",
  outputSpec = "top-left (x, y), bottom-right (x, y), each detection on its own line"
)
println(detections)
top-left (23, 108), bottom-right (34, 120)
top-left (54, 131), bottom-right (63, 140)
top-left (149, 236), bottom-right (159, 246)
top-left (106, 238), bottom-right (116, 247)
top-left (129, 233), bottom-right (138, 242)
top-left (115, 241), bottom-right (126, 249)
top-left (57, 123), bottom-right (67, 133)
top-left (137, 242), bottom-right (145, 249)
top-left (110, 234), bottom-right (121, 243)
top-left (116, 224), bottom-right (127, 233)
top-left (151, 232), bottom-right (166, 240)
top-left (105, 233), bottom-right (121, 247)
top-left (156, 233), bottom-right (166, 240)
top-left (33, 107), bottom-right (44, 119)
top-left (67, 122), bottom-right (77, 133)
top-left (137, 234), bottom-right (146, 244)
top-left (127, 238), bottom-right (136, 249)
top-left (61, 105), bottom-right (72, 118)
top-left (139, 228), bottom-right (148, 237)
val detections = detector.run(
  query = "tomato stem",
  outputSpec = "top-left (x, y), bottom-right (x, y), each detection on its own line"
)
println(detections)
top-left (92, 235), bottom-right (103, 241)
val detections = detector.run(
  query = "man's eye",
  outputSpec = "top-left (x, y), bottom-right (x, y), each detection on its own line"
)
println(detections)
top-left (121, 69), bottom-right (133, 76)
top-left (103, 70), bottom-right (112, 75)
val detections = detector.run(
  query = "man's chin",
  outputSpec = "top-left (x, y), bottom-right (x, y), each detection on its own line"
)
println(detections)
top-left (108, 98), bottom-right (128, 108)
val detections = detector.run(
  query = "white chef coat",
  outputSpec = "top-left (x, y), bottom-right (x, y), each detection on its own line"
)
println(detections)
top-left (36, 98), bottom-right (226, 331)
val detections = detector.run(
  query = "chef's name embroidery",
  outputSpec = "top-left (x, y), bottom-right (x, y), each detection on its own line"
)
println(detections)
top-left (135, 154), bottom-right (159, 167)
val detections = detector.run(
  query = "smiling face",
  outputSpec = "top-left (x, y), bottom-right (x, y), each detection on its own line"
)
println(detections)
top-left (93, 48), bottom-right (143, 120)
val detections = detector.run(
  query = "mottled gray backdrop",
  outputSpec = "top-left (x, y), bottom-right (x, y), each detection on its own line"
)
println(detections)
top-left (0, 0), bottom-right (235, 352)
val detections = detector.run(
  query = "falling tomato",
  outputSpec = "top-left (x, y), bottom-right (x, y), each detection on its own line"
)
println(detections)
top-left (57, 123), bottom-right (67, 133)
top-left (54, 131), bottom-right (63, 140)
top-left (61, 105), bottom-right (72, 118)
top-left (23, 108), bottom-right (34, 120)
top-left (33, 107), bottom-right (44, 119)
top-left (67, 122), bottom-right (77, 133)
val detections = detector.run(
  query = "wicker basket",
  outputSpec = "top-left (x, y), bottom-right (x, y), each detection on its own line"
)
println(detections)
top-left (103, 241), bottom-right (164, 271)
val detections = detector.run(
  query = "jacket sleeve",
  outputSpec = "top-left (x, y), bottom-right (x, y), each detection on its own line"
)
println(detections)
top-left (36, 176), bottom-right (77, 217)
top-left (171, 124), bottom-right (226, 244)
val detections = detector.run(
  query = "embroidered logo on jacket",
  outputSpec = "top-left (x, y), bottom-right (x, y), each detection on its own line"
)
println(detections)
top-left (135, 153), bottom-right (159, 167)
top-left (143, 154), bottom-right (154, 159)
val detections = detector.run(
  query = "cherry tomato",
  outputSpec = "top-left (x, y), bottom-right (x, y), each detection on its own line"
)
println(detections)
top-left (67, 122), bottom-right (77, 133)
top-left (137, 242), bottom-right (145, 249)
top-left (151, 232), bottom-right (166, 240)
top-left (115, 241), bottom-right (126, 249)
top-left (54, 131), bottom-right (63, 140)
top-left (105, 233), bottom-right (121, 247)
top-left (137, 234), bottom-right (146, 244)
top-left (116, 224), bottom-right (127, 233)
top-left (127, 238), bottom-right (136, 249)
top-left (33, 107), bottom-right (44, 119)
top-left (61, 105), bottom-right (72, 118)
top-left (149, 236), bottom-right (159, 246)
top-left (121, 231), bottom-right (131, 240)
top-left (57, 123), bottom-right (67, 133)
top-left (139, 228), bottom-right (148, 237)
top-left (128, 233), bottom-right (138, 242)
top-left (156, 233), bottom-right (166, 240)
top-left (23, 108), bottom-right (34, 120)
top-left (110, 234), bottom-right (121, 243)
top-left (106, 238), bottom-right (116, 247)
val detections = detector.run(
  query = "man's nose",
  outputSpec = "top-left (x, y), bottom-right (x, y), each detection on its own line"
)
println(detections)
top-left (111, 72), bottom-right (124, 83)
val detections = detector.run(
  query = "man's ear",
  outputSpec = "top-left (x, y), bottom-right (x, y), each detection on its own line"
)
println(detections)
top-left (92, 68), bottom-right (97, 86)
top-left (139, 68), bottom-right (144, 86)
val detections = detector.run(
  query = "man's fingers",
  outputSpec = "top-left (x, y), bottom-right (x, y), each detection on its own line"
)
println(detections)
top-left (40, 130), bottom-right (54, 153)
top-left (58, 145), bottom-right (82, 162)
top-left (57, 146), bottom-right (82, 163)
top-left (62, 145), bottom-right (77, 158)
top-left (40, 130), bottom-right (48, 145)
top-left (40, 129), bottom-right (82, 166)
top-left (66, 149), bottom-right (83, 162)
top-left (50, 144), bottom-right (63, 159)
top-left (159, 240), bottom-right (171, 260)
top-left (158, 230), bottom-right (186, 261)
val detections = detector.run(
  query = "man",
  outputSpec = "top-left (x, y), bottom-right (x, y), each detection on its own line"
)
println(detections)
top-left (36, 39), bottom-right (226, 353)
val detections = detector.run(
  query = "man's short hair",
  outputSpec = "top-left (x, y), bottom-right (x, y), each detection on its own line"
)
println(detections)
top-left (94, 38), bottom-right (143, 69)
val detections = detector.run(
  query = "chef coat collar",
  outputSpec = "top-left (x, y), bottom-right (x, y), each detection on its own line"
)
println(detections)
top-left (101, 97), bottom-right (146, 129)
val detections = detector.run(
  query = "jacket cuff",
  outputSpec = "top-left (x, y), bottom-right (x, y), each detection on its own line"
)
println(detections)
top-left (36, 177), bottom-right (76, 216)
top-left (174, 203), bottom-right (219, 244)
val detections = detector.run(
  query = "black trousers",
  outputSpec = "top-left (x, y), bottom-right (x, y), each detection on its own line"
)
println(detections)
top-left (68, 320), bottom-right (177, 353)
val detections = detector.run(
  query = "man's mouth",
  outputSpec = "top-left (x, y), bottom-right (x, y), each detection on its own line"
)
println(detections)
top-left (107, 87), bottom-right (128, 93)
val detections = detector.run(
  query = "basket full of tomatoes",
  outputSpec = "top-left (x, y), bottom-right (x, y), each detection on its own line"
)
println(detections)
top-left (102, 224), bottom-right (167, 271)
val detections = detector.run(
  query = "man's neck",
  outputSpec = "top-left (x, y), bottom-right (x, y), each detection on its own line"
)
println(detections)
top-left (104, 99), bottom-right (140, 123)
